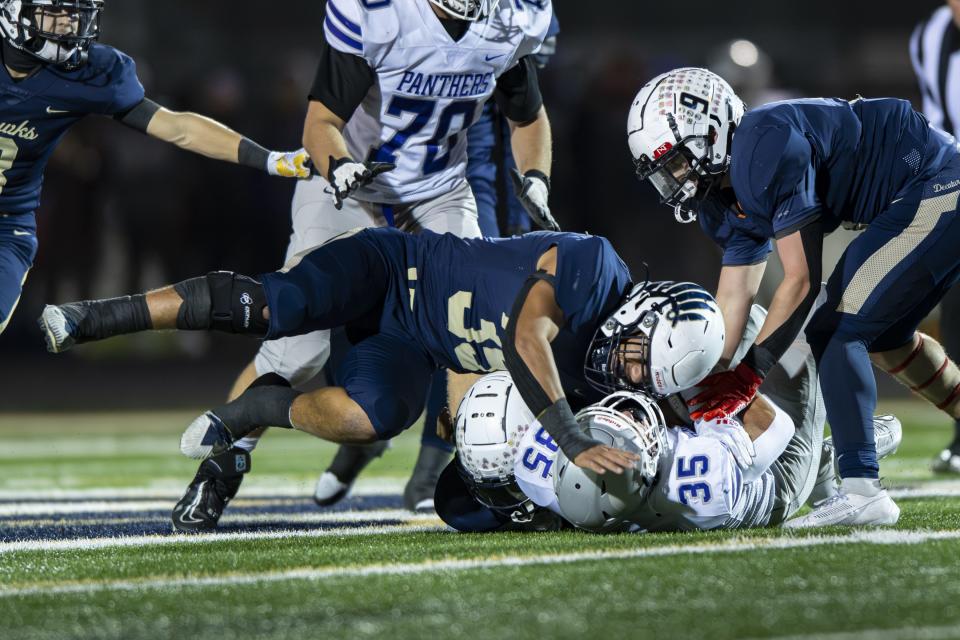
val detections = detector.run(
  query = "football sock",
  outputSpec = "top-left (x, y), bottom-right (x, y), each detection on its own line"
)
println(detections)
top-left (63, 295), bottom-right (152, 342)
top-left (213, 373), bottom-right (301, 439)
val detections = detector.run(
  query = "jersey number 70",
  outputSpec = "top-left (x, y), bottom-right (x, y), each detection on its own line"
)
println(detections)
top-left (370, 96), bottom-right (480, 175)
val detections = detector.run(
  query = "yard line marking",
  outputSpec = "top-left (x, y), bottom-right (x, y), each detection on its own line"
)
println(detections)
top-left (0, 522), bottom-right (447, 555)
top-left (2, 528), bottom-right (960, 597)
top-left (754, 623), bottom-right (960, 640)
top-left (0, 478), bottom-right (405, 500)
top-left (0, 509), bottom-right (437, 528)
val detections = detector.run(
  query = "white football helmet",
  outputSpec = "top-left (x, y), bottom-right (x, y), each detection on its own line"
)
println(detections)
top-left (454, 371), bottom-right (537, 522)
top-left (0, 0), bottom-right (102, 69)
top-left (585, 280), bottom-right (724, 397)
top-left (428, 0), bottom-right (498, 21)
top-left (627, 67), bottom-right (745, 222)
top-left (553, 391), bottom-right (665, 532)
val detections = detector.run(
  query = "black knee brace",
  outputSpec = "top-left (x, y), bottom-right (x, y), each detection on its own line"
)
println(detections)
top-left (173, 271), bottom-right (269, 337)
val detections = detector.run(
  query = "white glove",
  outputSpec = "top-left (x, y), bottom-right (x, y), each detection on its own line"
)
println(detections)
top-left (266, 148), bottom-right (312, 179)
top-left (511, 169), bottom-right (559, 231)
top-left (326, 156), bottom-right (395, 210)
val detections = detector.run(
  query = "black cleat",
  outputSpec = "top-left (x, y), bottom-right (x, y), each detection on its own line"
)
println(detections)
top-left (403, 444), bottom-right (452, 512)
top-left (313, 441), bottom-right (390, 506)
top-left (172, 448), bottom-right (251, 533)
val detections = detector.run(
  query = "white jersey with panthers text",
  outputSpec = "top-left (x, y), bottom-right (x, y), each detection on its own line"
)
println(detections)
top-left (514, 416), bottom-right (778, 532)
top-left (324, 0), bottom-right (552, 204)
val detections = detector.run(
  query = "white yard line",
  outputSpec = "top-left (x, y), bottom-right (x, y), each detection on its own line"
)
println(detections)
top-left (0, 478), bottom-right (405, 501)
top-left (2, 528), bottom-right (959, 598)
top-left (2, 509), bottom-right (437, 526)
top-left (0, 522), bottom-right (447, 555)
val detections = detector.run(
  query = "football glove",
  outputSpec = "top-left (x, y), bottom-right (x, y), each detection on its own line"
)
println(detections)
top-left (267, 148), bottom-right (312, 179)
top-left (327, 156), bottom-right (396, 210)
top-left (687, 361), bottom-right (764, 422)
top-left (510, 168), bottom-right (559, 232)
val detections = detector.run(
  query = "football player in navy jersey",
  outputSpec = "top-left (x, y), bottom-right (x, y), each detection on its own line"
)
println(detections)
top-left (628, 67), bottom-right (960, 527)
top-left (40, 226), bottom-right (727, 528)
top-left (0, 0), bottom-right (311, 335)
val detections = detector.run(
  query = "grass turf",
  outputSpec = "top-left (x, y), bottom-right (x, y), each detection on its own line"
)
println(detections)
top-left (1, 399), bottom-right (959, 639)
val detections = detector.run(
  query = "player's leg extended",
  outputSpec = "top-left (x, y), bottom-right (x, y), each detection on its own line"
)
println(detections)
top-left (172, 193), bottom-right (389, 528)
top-left (928, 285), bottom-right (960, 472)
top-left (0, 218), bottom-right (38, 335)
top-left (181, 332), bottom-right (436, 460)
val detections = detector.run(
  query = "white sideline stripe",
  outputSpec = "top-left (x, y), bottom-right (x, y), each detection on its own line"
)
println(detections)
top-left (0, 522), bottom-right (447, 555)
top-left (0, 478), bottom-right (405, 500)
top-left (3, 478), bottom-right (958, 503)
top-left (2, 509), bottom-right (437, 526)
top-left (2, 528), bottom-right (960, 598)
top-left (757, 623), bottom-right (960, 640)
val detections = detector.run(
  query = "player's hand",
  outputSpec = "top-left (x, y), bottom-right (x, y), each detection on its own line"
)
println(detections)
top-left (687, 361), bottom-right (763, 422)
top-left (327, 156), bottom-right (395, 210)
top-left (572, 444), bottom-right (640, 475)
top-left (511, 168), bottom-right (559, 232)
top-left (267, 148), bottom-right (312, 179)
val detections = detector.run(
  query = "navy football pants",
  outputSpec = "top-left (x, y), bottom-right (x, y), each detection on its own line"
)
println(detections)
top-left (260, 229), bottom-right (438, 440)
top-left (0, 214), bottom-right (38, 335)
top-left (806, 157), bottom-right (960, 478)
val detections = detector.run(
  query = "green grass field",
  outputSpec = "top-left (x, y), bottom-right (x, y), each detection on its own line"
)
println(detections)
top-left (2, 400), bottom-right (960, 640)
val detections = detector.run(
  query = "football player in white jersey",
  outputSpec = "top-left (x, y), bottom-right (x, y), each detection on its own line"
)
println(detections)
top-left (437, 304), bottom-right (903, 533)
top-left (170, 0), bottom-right (556, 532)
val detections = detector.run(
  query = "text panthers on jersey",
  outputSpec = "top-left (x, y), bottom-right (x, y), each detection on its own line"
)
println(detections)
top-left (323, 0), bottom-right (552, 203)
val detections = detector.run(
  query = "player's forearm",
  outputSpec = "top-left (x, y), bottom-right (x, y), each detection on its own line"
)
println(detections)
top-left (511, 321), bottom-right (565, 403)
top-left (715, 263), bottom-right (765, 365)
top-left (146, 109), bottom-right (245, 163)
top-left (510, 106), bottom-right (552, 176)
top-left (303, 100), bottom-right (350, 177)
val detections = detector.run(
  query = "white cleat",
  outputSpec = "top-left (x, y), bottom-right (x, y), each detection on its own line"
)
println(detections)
top-left (932, 449), bottom-right (960, 474)
top-left (784, 478), bottom-right (900, 529)
top-left (180, 411), bottom-right (235, 460)
top-left (313, 472), bottom-right (352, 506)
top-left (873, 415), bottom-right (902, 459)
top-left (38, 304), bottom-right (76, 354)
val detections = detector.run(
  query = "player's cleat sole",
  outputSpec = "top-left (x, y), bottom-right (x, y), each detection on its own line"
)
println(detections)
top-left (784, 487), bottom-right (900, 529)
top-left (180, 411), bottom-right (236, 460)
top-left (38, 304), bottom-right (79, 354)
top-left (932, 448), bottom-right (960, 474)
top-left (314, 441), bottom-right (390, 507)
top-left (172, 448), bottom-right (250, 533)
top-left (412, 498), bottom-right (435, 513)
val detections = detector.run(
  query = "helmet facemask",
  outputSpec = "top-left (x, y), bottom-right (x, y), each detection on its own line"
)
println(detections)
top-left (633, 117), bottom-right (726, 224)
top-left (455, 459), bottom-right (535, 523)
top-left (1, 0), bottom-right (102, 69)
top-left (427, 0), bottom-right (497, 21)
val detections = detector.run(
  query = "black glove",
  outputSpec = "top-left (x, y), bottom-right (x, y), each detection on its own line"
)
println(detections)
top-left (327, 156), bottom-right (396, 210)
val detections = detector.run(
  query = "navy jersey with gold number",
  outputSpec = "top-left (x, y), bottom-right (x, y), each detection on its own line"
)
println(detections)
top-left (261, 227), bottom-right (634, 434)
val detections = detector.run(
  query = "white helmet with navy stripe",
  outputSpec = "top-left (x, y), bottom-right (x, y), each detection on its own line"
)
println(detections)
top-left (627, 67), bottom-right (745, 223)
top-left (585, 281), bottom-right (724, 397)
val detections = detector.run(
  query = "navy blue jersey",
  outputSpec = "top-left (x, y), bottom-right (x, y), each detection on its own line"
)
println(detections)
top-left (371, 228), bottom-right (633, 405)
top-left (0, 43), bottom-right (144, 215)
top-left (699, 97), bottom-right (958, 265)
